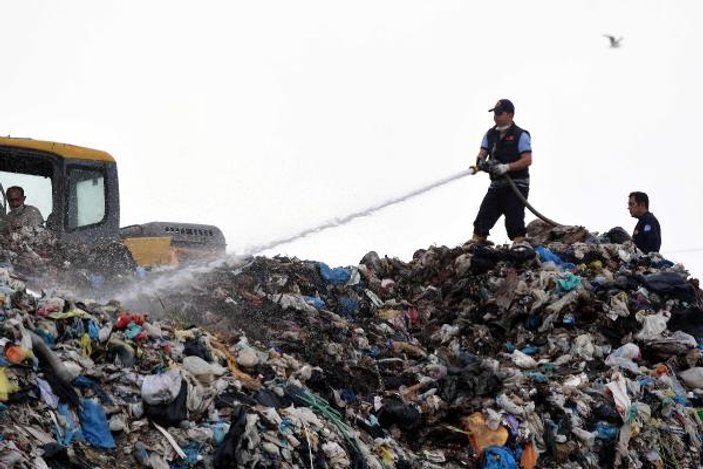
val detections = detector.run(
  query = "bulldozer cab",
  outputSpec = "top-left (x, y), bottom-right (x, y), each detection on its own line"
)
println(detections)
top-left (0, 137), bottom-right (120, 242)
top-left (0, 137), bottom-right (226, 268)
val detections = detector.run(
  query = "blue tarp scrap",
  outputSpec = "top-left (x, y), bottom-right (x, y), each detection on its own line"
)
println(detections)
top-left (318, 262), bottom-right (352, 286)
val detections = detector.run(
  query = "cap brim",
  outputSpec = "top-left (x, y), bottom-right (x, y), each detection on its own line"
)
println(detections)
top-left (488, 108), bottom-right (496, 112)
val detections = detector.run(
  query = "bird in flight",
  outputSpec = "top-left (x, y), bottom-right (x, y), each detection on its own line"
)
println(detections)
top-left (603, 35), bottom-right (624, 48)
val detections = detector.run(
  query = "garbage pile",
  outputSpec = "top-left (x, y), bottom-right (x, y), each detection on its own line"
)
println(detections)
top-left (0, 226), bottom-right (139, 289)
top-left (2, 221), bottom-right (703, 468)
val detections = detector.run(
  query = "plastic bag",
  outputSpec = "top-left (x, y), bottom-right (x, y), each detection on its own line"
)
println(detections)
top-left (144, 379), bottom-right (188, 427)
top-left (634, 311), bottom-right (669, 341)
top-left (79, 398), bottom-right (116, 449)
top-left (482, 446), bottom-right (517, 469)
top-left (594, 421), bottom-right (619, 441)
top-left (36, 377), bottom-right (59, 408)
top-left (4, 344), bottom-right (32, 364)
top-left (303, 296), bottom-right (325, 309)
top-left (183, 355), bottom-right (215, 385)
top-left (141, 368), bottom-right (182, 405)
top-left (213, 406), bottom-right (248, 469)
top-left (535, 246), bottom-right (575, 270)
top-left (56, 402), bottom-right (84, 446)
top-left (604, 343), bottom-right (640, 372)
top-left (510, 350), bottom-right (537, 369)
top-left (462, 412), bottom-right (509, 456)
top-left (605, 373), bottom-right (632, 420)
top-left (557, 273), bottom-right (581, 293)
top-left (318, 262), bottom-right (352, 285)
top-left (0, 367), bottom-right (19, 401)
top-left (377, 398), bottom-right (421, 430)
top-left (678, 367), bottom-right (703, 389)
top-left (571, 334), bottom-right (595, 361)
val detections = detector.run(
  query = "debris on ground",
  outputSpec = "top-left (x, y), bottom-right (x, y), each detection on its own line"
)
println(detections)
top-left (1, 221), bottom-right (703, 468)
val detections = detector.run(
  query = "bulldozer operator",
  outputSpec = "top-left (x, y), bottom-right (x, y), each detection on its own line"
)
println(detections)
top-left (1, 185), bottom-right (44, 233)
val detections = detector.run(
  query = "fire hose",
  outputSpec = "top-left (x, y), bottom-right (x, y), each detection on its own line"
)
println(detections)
top-left (470, 160), bottom-right (562, 227)
top-left (245, 162), bottom-right (562, 255)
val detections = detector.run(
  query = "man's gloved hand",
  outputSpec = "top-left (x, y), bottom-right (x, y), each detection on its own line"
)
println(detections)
top-left (470, 157), bottom-right (484, 175)
top-left (490, 163), bottom-right (511, 176)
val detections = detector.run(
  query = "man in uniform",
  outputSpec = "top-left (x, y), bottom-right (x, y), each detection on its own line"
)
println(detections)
top-left (628, 191), bottom-right (661, 253)
top-left (471, 99), bottom-right (532, 243)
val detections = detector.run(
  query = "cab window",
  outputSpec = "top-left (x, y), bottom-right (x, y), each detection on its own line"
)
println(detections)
top-left (67, 168), bottom-right (106, 229)
top-left (0, 152), bottom-right (54, 218)
top-left (0, 172), bottom-right (52, 221)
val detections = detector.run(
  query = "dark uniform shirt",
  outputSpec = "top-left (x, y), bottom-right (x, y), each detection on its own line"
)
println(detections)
top-left (632, 211), bottom-right (661, 253)
top-left (481, 123), bottom-right (531, 188)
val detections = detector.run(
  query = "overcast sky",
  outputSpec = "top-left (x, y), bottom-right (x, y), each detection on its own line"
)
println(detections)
top-left (2, 1), bottom-right (702, 277)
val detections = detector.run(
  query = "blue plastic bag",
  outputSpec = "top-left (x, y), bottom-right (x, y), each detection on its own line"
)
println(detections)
top-left (303, 296), bottom-right (325, 309)
top-left (55, 403), bottom-right (84, 446)
top-left (482, 446), bottom-right (518, 469)
top-left (33, 328), bottom-right (56, 347)
top-left (73, 376), bottom-right (114, 405)
top-left (535, 246), bottom-right (575, 270)
top-left (79, 399), bottom-right (116, 449)
top-left (124, 323), bottom-right (144, 340)
top-left (557, 273), bottom-right (582, 292)
top-left (338, 297), bottom-right (360, 316)
top-left (318, 262), bottom-right (352, 286)
top-left (595, 421), bottom-right (619, 441)
top-left (88, 320), bottom-right (100, 341)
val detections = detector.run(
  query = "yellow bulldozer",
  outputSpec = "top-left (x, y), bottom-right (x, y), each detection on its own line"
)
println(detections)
top-left (0, 136), bottom-right (226, 268)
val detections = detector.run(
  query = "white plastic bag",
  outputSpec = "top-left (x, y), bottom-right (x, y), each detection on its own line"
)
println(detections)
top-left (679, 367), bottom-right (703, 389)
top-left (605, 343), bottom-right (640, 372)
top-left (141, 368), bottom-right (182, 405)
top-left (634, 310), bottom-right (670, 341)
top-left (510, 349), bottom-right (537, 369)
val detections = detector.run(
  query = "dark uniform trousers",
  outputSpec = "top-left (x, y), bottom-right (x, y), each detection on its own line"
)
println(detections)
top-left (473, 184), bottom-right (529, 240)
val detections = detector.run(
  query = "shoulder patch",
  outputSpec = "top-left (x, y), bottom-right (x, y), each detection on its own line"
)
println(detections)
top-left (643, 224), bottom-right (652, 232)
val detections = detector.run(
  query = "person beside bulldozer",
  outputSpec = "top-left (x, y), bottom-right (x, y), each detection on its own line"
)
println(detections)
top-left (471, 99), bottom-right (532, 244)
top-left (2, 186), bottom-right (44, 233)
